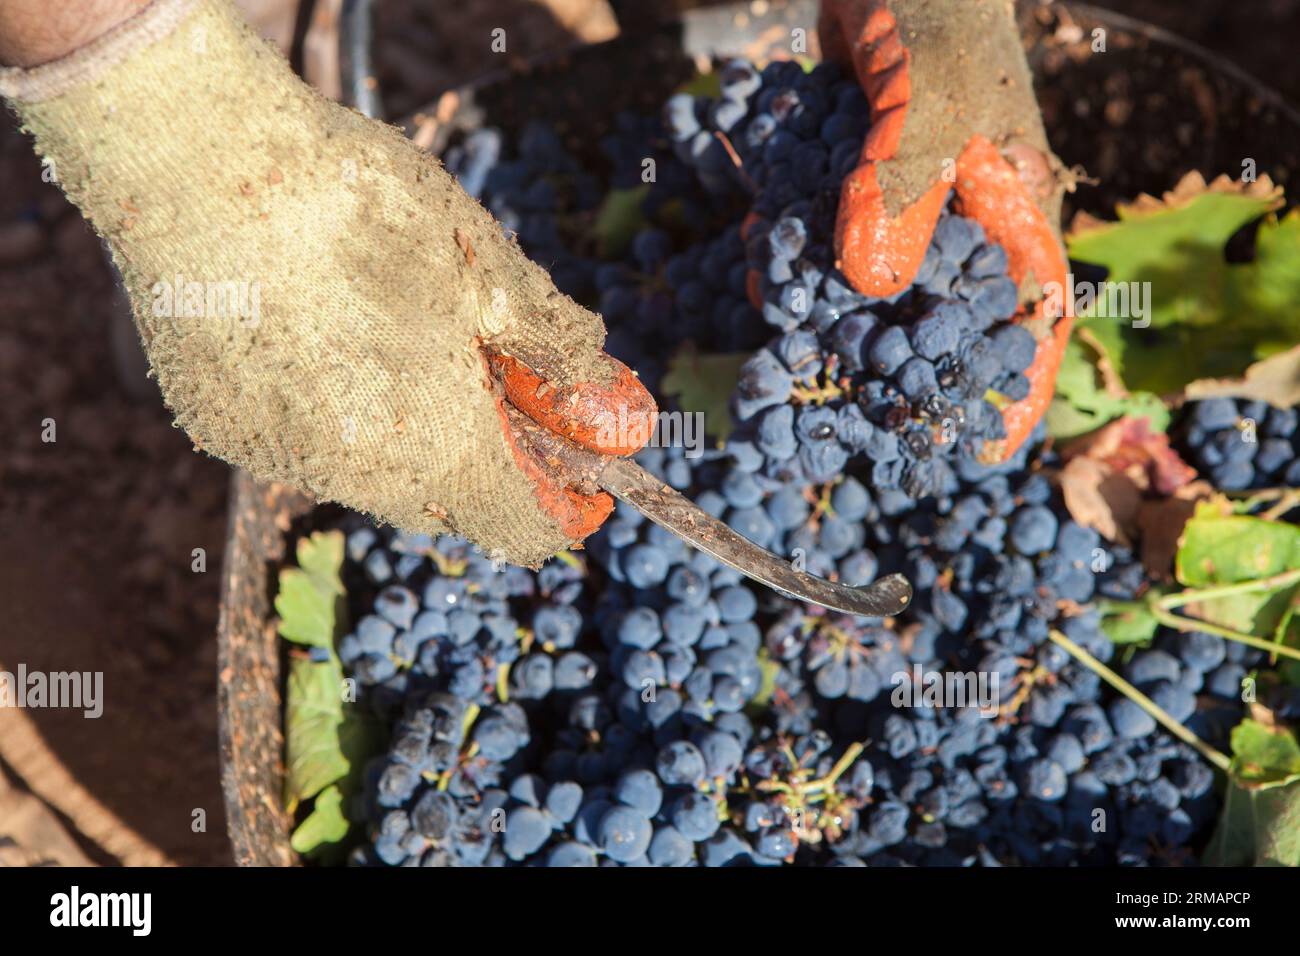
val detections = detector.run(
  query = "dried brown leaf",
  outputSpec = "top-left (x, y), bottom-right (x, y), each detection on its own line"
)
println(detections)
top-left (1183, 343), bottom-right (1300, 410)
top-left (1076, 326), bottom-right (1127, 397)
top-left (1137, 479), bottom-right (1215, 580)
top-left (1069, 170), bottom-right (1283, 237)
top-left (1057, 456), bottom-right (1141, 547)
top-left (1063, 417), bottom-right (1195, 495)
top-left (1057, 414), bottom-right (1202, 552)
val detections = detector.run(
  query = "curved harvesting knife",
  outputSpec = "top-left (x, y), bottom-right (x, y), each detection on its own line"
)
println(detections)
top-left (598, 455), bottom-right (913, 617)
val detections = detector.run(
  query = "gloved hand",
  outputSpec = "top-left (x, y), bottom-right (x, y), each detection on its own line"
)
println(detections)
top-left (0, 0), bottom-right (655, 568)
top-left (818, 0), bottom-right (1070, 460)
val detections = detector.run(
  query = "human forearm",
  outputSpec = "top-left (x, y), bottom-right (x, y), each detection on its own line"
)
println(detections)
top-left (0, 0), bottom-right (651, 566)
top-left (0, 0), bottom-right (149, 67)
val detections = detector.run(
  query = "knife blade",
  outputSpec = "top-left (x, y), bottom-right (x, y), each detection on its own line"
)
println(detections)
top-left (491, 353), bottom-right (912, 617)
top-left (595, 455), bottom-right (912, 617)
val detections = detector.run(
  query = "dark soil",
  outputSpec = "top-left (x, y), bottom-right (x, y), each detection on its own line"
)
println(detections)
top-left (0, 115), bottom-right (231, 865)
top-left (372, 0), bottom-right (619, 118)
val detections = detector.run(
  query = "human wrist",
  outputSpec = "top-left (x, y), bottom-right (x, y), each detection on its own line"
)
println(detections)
top-left (0, 0), bottom-right (151, 68)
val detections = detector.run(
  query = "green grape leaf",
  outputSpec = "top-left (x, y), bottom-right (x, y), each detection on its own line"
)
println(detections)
top-left (278, 530), bottom-right (382, 858)
top-left (284, 655), bottom-right (349, 809)
top-left (1044, 396), bottom-right (1107, 440)
top-left (275, 572), bottom-right (334, 648)
top-left (659, 345), bottom-right (749, 443)
top-left (1048, 336), bottom-right (1169, 438)
top-left (1275, 601), bottom-right (1300, 687)
top-left (1206, 718), bottom-right (1300, 867)
top-left (1203, 779), bottom-right (1257, 867)
top-left (1224, 208), bottom-right (1300, 347)
top-left (1231, 718), bottom-right (1300, 788)
top-left (290, 784), bottom-right (350, 858)
top-left (1098, 598), bottom-right (1161, 645)
top-left (295, 531), bottom-right (345, 596)
top-left (1243, 781), bottom-right (1300, 866)
top-left (1068, 189), bottom-right (1279, 330)
top-left (1066, 176), bottom-right (1290, 395)
top-left (1174, 503), bottom-right (1300, 635)
top-left (275, 530), bottom-right (345, 648)
top-left (283, 651), bottom-right (382, 838)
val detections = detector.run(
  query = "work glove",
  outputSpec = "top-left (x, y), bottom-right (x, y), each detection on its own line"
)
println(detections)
top-left (819, 0), bottom-right (1070, 459)
top-left (0, 0), bottom-right (655, 568)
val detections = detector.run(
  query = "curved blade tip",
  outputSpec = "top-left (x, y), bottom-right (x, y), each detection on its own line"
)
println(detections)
top-left (820, 572), bottom-right (913, 618)
top-left (873, 573), bottom-right (913, 614)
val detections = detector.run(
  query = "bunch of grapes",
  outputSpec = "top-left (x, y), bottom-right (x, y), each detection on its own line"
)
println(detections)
top-left (443, 122), bottom-right (601, 301)
top-left (338, 528), bottom-right (590, 715)
top-left (726, 217), bottom-right (1034, 500)
top-left (1179, 397), bottom-right (1300, 491)
top-left (314, 56), bottom-right (1284, 868)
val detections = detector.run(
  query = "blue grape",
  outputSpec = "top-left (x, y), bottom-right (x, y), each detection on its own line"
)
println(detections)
top-left (598, 806), bottom-right (653, 863)
top-left (613, 769), bottom-right (663, 816)
top-left (656, 741), bottom-right (707, 786)
top-left (648, 825), bottom-right (695, 866)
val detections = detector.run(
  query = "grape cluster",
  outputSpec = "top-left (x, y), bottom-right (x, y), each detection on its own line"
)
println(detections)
top-left (318, 58), bottom-right (1279, 868)
top-left (443, 123), bottom-right (601, 300)
top-left (338, 529), bottom-right (590, 715)
top-left (1179, 397), bottom-right (1300, 491)
top-left (598, 225), bottom-right (769, 396)
top-left (341, 460), bottom-right (1248, 866)
top-left (725, 220), bottom-right (1033, 501)
top-left (660, 58), bottom-right (1041, 498)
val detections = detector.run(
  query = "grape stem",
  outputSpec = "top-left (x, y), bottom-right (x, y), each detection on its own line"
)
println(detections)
top-left (1222, 486), bottom-right (1300, 520)
top-left (1144, 567), bottom-right (1300, 663)
top-left (1047, 629), bottom-right (1231, 773)
top-left (748, 739), bottom-right (866, 804)
top-left (711, 130), bottom-right (755, 192)
top-left (789, 380), bottom-right (845, 406)
top-left (554, 549), bottom-right (584, 571)
top-left (1263, 495), bottom-right (1300, 521)
top-left (1148, 604), bottom-right (1300, 662)
top-left (1156, 567), bottom-right (1300, 610)
top-left (802, 741), bottom-right (866, 796)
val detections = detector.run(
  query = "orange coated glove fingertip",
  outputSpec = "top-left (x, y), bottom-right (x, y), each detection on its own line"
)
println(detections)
top-left (488, 350), bottom-right (658, 457)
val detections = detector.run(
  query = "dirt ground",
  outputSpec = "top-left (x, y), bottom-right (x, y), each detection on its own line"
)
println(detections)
top-left (0, 0), bottom-right (1295, 867)
top-left (0, 120), bottom-right (232, 864)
